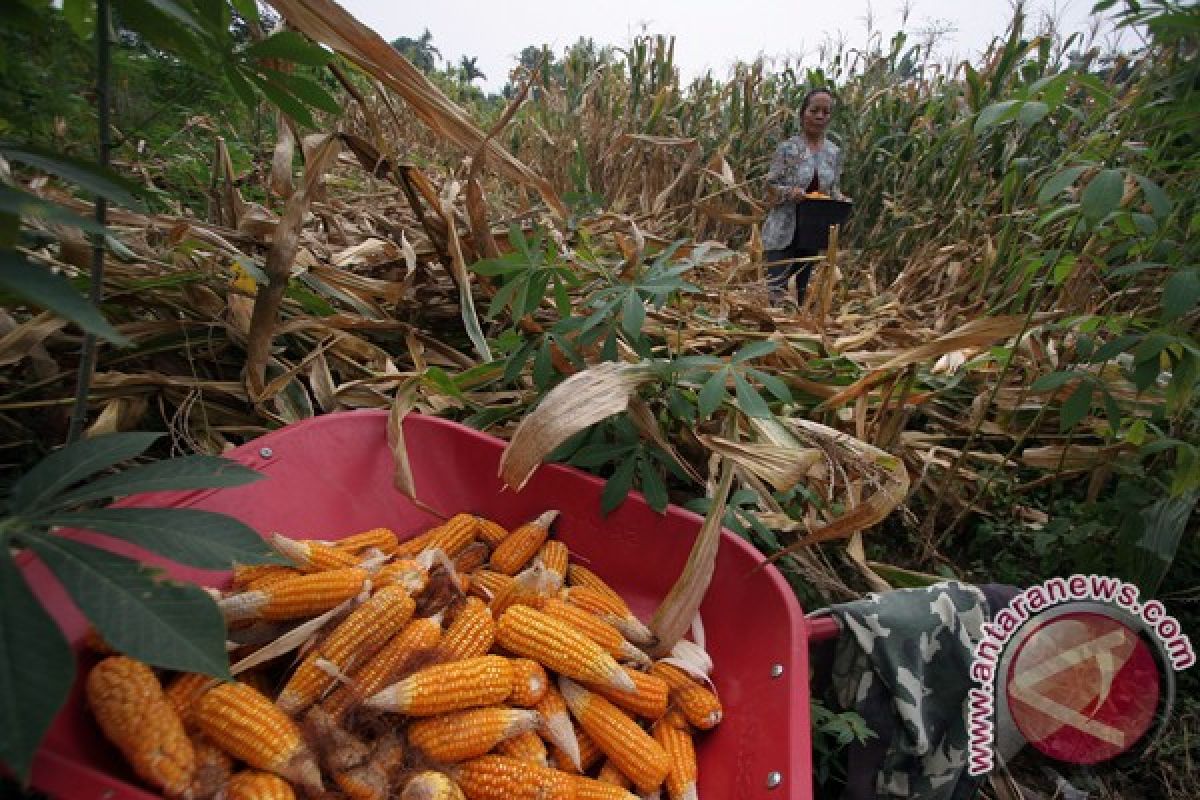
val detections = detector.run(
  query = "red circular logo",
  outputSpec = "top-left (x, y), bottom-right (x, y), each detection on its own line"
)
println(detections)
top-left (1005, 611), bottom-right (1161, 765)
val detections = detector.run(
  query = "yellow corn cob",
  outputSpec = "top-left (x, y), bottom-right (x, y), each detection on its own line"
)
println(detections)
top-left (375, 558), bottom-right (429, 594)
top-left (649, 663), bottom-right (723, 730)
top-left (470, 570), bottom-right (516, 603)
top-left (232, 565), bottom-right (301, 592)
top-left (565, 565), bottom-right (630, 613)
top-left (496, 729), bottom-right (550, 767)
top-left (572, 774), bottom-right (639, 800)
top-left (487, 566), bottom-right (556, 617)
top-left (270, 533), bottom-right (361, 572)
top-left (408, 707), bottom-right (541, 763)
top-left (489, 511), bottom-right (557, 575)
top-left (535, 685), bottom-right (580, 771)
top-left (393, 526), bottom-right (437, 558)
top-left (508, 658), bottom-right (548, 707)
top-left (496, 606), bottom-right (635, 693)
top-left (333, 527), bottom-right (398, 555)
top-left (539, 598), bottom-right (648, 664)
top-left (596, 760), bottom-right (633, 788)
top-left (218, 568), bottom-right (369, 622)
top-left (185, 734), bottom-right (233, 800)
top-left (322, 614), bottom-right (443, 721)
top-left (474, 516), bottom-right (510, 548)
top-left (451, 755), bottom-right (575, 800)
top-left (226, 771), bottom-right (296, 800)
top-left (237, 670), bottom-right (276, 699)
top-left (85, 657), bottom-right (195, 797)
top-left (441, 596), bottom-right (496, 661)
top-left (453, 541), bottom-right (491, 574)
top-left (536, 540), bottom-right (570, 584)
top-left (561, 586), bottom-right (655, 647)
top-left (163, 672), bottom-right (217, 728)
top-left (552, 726), bottom-right (601, 774)
top-left (559, 678), bottom-right (669, 794)
top-left (428, 512), bottom-right (483, 556)
top-left (363, 655), bottom-right (513, 716)
top-left (591, 667), bottom-right (668, 720)
top-left (193, 682), bottom-right (321, 793)
top-left (652, 713), bottom-right (698, 800)
top-left (398, 513), bottom-right (480, 558)
top-left (400, 770), bottom-right (466, 800)
top-left (277, 585), bottom-right (416, 713)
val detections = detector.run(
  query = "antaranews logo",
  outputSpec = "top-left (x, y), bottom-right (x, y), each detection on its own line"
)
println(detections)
top-left (967, 575), bottom-right (1194, 776)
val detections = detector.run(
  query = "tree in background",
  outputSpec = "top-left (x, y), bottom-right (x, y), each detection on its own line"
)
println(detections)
top-left (391, 28), bottom-right (440, 73)
top-left (458, 55), bottom-right (486, 85)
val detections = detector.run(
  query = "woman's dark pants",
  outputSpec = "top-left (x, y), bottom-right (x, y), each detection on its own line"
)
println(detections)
top-left (765, 226), bottom-right (818, 304)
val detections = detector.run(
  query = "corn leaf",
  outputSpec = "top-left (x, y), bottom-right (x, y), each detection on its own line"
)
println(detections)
top-left (0, 549), bottom-right (74, 781)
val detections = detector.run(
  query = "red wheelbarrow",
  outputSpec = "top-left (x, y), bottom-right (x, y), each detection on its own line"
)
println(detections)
top-left (24, 410), bottom-right (841, 799)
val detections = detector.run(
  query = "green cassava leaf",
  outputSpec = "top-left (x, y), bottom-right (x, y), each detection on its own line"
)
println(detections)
top-left (1161, 270), bottom-right (1200, 322)
top-left (35, 455), bottom-right (263, 511)
top-left (242, 31), bottom-right (331, 67)
top-left (621, 291), bottom-right (646, 338)
top-left (698, 370), bottom-right (728, 419)
top-left (1030, 370), bottom-right (1080, 392)
top-left (0, 549), bottom-right (74, 782)
top-left (733, 372), bottom-right (772, 418)
top-left (0, 184), bottom-right (107, 235)
top-left (974, 99), bottom-right (1021, 133)
top-left (601, 455), bottom-right (637, 515)
top-left (1060, 380), bottom-right (1094, 431)
top-left (264, 70), bottom-right (342, 115)
top-left (638, 457), bottom-right (669, 513)
top-left (731, 340), bottom-right (778, 363)
top-left (24, 535), bottom-right (230, 678)
top-left (8, 432), bottom-right (161, 514)
top-left (0, 143), bottom-right (146, 210)
top-left (38, 508), bottom-right (282, 569)
top-left (1135, 174), bottom-right (1173, 219)
top-left (747, 368), bottom-right (792, 403)
top-left (1081, 168), bottom-right (1124, 223)
top-left (1037, 165), bottom-right (1089, 205)
top-left (0, 252), bottom-right (131, 346)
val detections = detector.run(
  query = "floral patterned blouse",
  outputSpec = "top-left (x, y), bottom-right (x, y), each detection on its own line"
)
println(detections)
top-left (761, 135), bottom-right (844, 250)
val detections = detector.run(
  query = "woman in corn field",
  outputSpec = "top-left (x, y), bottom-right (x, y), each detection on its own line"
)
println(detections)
top-left (761, 87), bottom-right (847, 307)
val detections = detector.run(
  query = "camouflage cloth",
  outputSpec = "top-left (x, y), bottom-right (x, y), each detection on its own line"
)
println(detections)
top-left (816, 581), bottom-right (1011, 800)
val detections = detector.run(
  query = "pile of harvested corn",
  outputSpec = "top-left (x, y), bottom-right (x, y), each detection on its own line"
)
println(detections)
top-left (84, 512), bottom-right (719, 799)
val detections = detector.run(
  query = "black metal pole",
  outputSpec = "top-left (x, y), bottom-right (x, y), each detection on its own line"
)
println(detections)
top-left (67, 0), bottom-right (111, 443)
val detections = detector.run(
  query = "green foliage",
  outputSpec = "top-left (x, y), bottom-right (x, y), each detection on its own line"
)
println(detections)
top-left (0, 432), bottom-right (283, 780)
top-left (391, 29), bottom-right (441, 74)
top-left (810, 700), bottom-right (876, 787)
top-left (550, 415), bottom-right (688, 515)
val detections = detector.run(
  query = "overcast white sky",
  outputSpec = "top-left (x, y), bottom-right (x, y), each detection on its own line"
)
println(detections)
top-left (338, 0), bottom-right (1123, 92)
